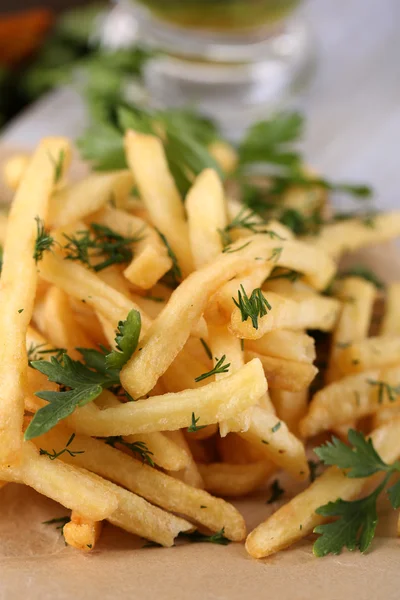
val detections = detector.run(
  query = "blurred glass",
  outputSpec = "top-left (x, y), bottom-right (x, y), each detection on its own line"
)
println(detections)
top-left (135, 0), bottom-right (301, 31)
top-left (116, 0), bottom-right (315, 137)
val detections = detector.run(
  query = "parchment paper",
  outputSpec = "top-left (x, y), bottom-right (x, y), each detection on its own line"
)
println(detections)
top-left (0, 146), bottom-right (400, 600)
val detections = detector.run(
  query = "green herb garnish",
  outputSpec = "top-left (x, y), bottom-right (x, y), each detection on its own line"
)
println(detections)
top-left (187, 412), bottom-right (207, 433)
top-left (312, 429), bottom-right (400, 557)
top-left (232, 285), bottom-right (271, 330)
top-left (179, 527), bottom-right (230, 545)
top-left (39, 433), bottom-right (84, 461)
top-left (266, 479), bottom-right (284, 504)
top-left (33, 216), bottom-right (54, 263)
top-left (194, 355), bottom-right (231, 382)
top-left (105, 436), bottom-right (154, 467)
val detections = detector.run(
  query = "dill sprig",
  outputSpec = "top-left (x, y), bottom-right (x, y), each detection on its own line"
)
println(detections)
top-left (105, 436), bottom-right (155, 467)
top-left (367, 379), bottom-right (400, 404)
top-left (63, 223), bottom-right (143, 271)
top-left (232, 285), bottom-right (271, 330)
top-left (27, 343), bottom-right (66, 363)
top-left (48, 149), bottom-right (65, 184)
top-left (39, 433), bottom-right (85, 461)
top-left (194, 355), bottom-right (231, 382)
top-left (218, 208), bottom-right (284, 248)
top-left (187, 412), bottom-right (207, 433)
top-left (33, 216), bottom-right (54, 263)
top-left (156, 229), bottom-right (182, 284)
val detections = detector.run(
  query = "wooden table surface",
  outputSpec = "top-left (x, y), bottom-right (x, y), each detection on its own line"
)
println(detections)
top-left (1, 0), bottom-right (399, 210)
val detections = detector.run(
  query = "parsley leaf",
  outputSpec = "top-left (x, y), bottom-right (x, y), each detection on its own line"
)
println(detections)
top-left (314, 429), bottom-right (390, 478)
top-left (313, 480), bottom-right (384, 557)
top-left (106, 309), bottom-right (141, 370)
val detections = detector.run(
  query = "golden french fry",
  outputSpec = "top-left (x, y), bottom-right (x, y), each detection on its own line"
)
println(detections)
top-left (206, 320), bottom-right (249, 436)
top-left (124, 130), bottom-right (194, 276)
top-left (208, 140), bottom-right (238, 174)
top-left (0, 213), bottom-right (8, 245)
top-left (246, 418), bottom-right (400, 558)
top-left (125, 432), bottom-right (190, 471)
top-left (161, 348), bottom-right (210, 393)
top-left (240, 406), bottom-right (309, 480)
top-left (107, 480), bottom-right (192, 547)
top-left (63, 512), bottom-right (102, 552)
top-left (198, 461), bottom-right (275, 497)
top-left (165, 430), bottom-right (204, 489)
top-left (230, 291), bottom-right (340, 340)
top-left (245, 330), bottom-right (316, 363)
top-left (336, 335), bottom-right (400, 375)
top-left (381, 282), bottom-right (400, 336)
top-left (306, 211), bottom-right (400, 259)
top-left (186, 169), bottom-right (227, 268)
top-left (300, 365), bottom-right (400, 437)
top-left (42, 286), bottom-right (95, 359)
top-left (2, 153), bottom-right (31, 191)
top-left (65, 359), bottom-right (267, 437)
top-left (38, 251), bottom-right (151, 332)
top-left (269, 389), bottom-right (309, 437)
top-left (217, 433), bottom-right (270, 464)
top-left (0, 137), bottom-right (70, 464)
top-left (281, 168), bottom-right (326, 216)
top-left (246, 351), bottom-right (318, 392)
top-left (121, 235), bottom-right (335, 398)
top-left (93, 206), bottom-right (172, 289)
top-left (327, 277), bottom-right (376, 382)
top-left (48, 170), bottom-right (133, 227)
top-left (33, 426), bottom-right (246, 541)
top-left (0, 441), bottom-right (117, 520)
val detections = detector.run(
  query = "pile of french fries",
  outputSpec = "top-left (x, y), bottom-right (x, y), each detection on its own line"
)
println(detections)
top-left (1, 132), bottom-right (400, 558)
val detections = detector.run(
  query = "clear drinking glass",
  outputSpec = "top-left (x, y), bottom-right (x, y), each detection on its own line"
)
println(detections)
top-left (119, 0), bottom-right (314, 137)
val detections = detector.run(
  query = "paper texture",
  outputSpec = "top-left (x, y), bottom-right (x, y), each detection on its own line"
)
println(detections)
top-left (1, 146), bottom-right (400, 600)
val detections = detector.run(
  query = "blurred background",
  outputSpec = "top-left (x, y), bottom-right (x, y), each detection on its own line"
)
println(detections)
top-left (0, 0), bottom-right (398, 208)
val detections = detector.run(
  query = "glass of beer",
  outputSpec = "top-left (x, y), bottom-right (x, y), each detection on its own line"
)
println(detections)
top-left (122, 0), bottom-right (314, 136)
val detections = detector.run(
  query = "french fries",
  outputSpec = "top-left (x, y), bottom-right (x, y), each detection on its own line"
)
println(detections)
top-left (0, 137), bottom-right (70, 464)
top-left (186, 169), bottom-right (227, 268)
top-left (246, 418), bottom-right (400, 558)
top-left (2, 129), bottom-right (400, 561)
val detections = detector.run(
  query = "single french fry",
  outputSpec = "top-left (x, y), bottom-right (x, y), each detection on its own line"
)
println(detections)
top-left (230, 291), bottom-right (340, 340)
top-left (206, 321), bottom-right (250, 436)
top-left (300, 365), bottom-right (400, 438)
top-left (38, 251), bottom-right (151, 332)
top-left (336, 335), bottom-right (400, 375)
top-left (93, 206), bottom-right (172, 289)
top-left (381, 283), bottom-right (400, 336)
top-left (240, 406), bottom-right (309, 480)
top-left (246, 418), bottom-right (400, 558)
top-left (269, 389), bottom-right (309, 437)
top-left (208, 140), bottom-right (238, 175)
top-left (2, 152), bottom-right (31, 191)
top-left (42, 286), bottom-right (95, 359)
top-left (327, 277), bottom-right (376, 382)
top-left (161, 348), bottom-right (210, 393)
top-left (124, 130), bottom-right (194, 276)
top-left (0, 136), bottom-right (70, 464)
top-left (33, 426), bottom-right (246, 541)
top-left (107, 480), bottom-right (192, 547)
top-left (65, 359), bottom-right (267, 437)
top-left (306, 211), bottom-right (400, 259)
top-left (245, 330), bottom-right (316, 364)
top-left (186, 169), bottom-right (227, 268)
top-left (198, 461), bottom-right (274, 497)
top-left (371, 405), bottom-right (400, 429)
top-left (0, 441), bottom-right (117, 520)
top-left (63, 512), bottom-right (103, 552)
top-left (48, 170), bottom-right (133, 227)
top-left (165, 430), bottom-right (204, 489)
top-left (0, 213), bottom-right (8, 245)
top-left (125, 433), bottom-right (190, 471)
top-left (121, 235), bottom-right (335, 398)
top-left (246, 351), bottom-right (318, 392)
